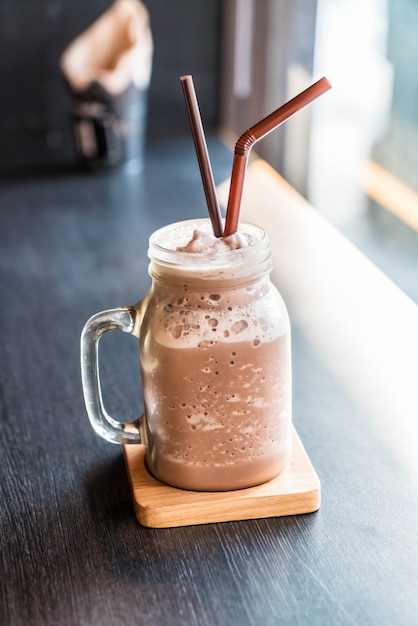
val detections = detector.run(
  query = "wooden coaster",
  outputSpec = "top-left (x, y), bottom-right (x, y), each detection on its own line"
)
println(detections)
top-left (124, 428), bottom-right (320, 528)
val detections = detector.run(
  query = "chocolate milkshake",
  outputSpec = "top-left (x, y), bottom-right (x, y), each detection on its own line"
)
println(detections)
top-left (81, 218), bottom-right (292, 491)
top-left (136, 219), bottom-right (292, 490)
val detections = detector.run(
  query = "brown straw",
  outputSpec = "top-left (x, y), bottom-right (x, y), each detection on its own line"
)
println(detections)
top-left (223, 76), bottom-right (332, 237)
top-left (180, 75), bottom-right (223, 238)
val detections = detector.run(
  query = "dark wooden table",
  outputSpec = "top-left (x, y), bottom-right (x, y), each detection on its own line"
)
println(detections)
top-left (1, 136), bottom-right (418, 626)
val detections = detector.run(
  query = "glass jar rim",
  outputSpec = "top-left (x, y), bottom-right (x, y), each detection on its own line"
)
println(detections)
top-left (148, 218), bottom-right (270, 271)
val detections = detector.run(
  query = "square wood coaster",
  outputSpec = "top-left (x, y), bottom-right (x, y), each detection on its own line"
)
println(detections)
top-left (124, 428), bottom-right (320, 528)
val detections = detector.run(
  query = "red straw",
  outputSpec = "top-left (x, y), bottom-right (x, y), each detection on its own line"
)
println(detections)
top-left (180, 75), bottom-right (223, 238)
top-left (223, 76), bottom-right (332, 237)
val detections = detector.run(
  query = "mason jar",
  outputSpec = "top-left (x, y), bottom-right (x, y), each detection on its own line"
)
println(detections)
top-left (81, 218), bottom-right (292, 491)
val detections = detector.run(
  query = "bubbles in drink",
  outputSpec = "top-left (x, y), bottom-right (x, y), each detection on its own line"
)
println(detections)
top-left (231, 320), bottom-right (248, 334)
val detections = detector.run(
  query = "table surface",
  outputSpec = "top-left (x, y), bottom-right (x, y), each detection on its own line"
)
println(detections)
top-left (1, 136), bottom-right (418, 626)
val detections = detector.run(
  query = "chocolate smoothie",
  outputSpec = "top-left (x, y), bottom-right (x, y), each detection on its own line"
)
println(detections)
top-left (138, 221), bottom-right (292, 491)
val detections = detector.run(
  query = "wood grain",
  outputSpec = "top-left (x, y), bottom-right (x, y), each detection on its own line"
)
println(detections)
top-left (124, 429), bottom-right (320, 528)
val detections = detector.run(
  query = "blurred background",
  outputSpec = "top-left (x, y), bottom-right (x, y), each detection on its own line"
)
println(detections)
top-left (0, 0), bottom-right (417, 301)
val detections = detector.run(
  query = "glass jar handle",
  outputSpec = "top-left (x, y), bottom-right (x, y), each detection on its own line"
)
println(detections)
top-left (80, 306), bottom-right (142, 444)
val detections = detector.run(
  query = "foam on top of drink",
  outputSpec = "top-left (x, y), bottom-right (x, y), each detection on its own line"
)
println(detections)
top-left (176, 229), bottom-right (255, 253)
